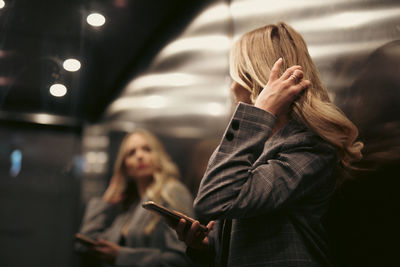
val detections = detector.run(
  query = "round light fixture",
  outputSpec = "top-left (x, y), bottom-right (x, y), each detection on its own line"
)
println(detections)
top-left (49, 83), bottom-right (67, 97)
top-left (63, 58), bottom-right (81, 72)
top-left (87, 13), bottom-right (106, 27)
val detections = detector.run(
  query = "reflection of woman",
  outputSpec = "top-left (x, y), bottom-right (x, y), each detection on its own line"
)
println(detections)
top-left (76, 129), bottom-right (194, 266)
top-left (172, 22), bottom-right (363, 266)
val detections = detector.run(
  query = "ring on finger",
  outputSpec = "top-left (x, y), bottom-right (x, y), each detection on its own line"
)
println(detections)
top-left (290, 74), bottom-right (300, 82)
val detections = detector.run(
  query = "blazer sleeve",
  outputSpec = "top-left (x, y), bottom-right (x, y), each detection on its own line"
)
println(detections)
top-left (194, 103), bottom-right (337, 221)
top-left (75, 197), bottom-right (122, 253)
top-left (78, 197), bottom-right (122, 237)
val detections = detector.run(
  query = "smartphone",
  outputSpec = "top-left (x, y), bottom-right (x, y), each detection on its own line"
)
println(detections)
top-left (74, 233), bottom-right (99, 247)
top-left (142, 201), bottom-right (208, 232)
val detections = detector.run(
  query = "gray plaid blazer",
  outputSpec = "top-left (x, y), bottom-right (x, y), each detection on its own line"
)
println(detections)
top-left (193, 103), bottom-right (338, 267)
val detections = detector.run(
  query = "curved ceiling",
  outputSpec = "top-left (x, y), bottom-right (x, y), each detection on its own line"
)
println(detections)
top-left (0, 0), bottom-right (211, 128)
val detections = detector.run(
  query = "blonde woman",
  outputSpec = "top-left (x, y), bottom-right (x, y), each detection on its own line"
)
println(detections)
top-left (76, 129), bottom-right (194, 266)
top-left (171, 22), bottom-right (363, 266)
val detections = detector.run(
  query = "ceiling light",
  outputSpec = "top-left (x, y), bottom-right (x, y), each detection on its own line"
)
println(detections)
top-left (0, 1), bottom-right (5, 9)
top-left (87, 13), bottom-right (106, 27)
top-left (63, 58), bottom-right (81, 72)
top-left (49, 83), bottom-right (67, 97)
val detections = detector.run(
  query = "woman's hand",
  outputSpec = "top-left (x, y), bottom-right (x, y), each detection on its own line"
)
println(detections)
top-left (103, 175), bottom-right (125, 204)
top-left (92, 239), bottom-right (121, 264)
top-left (167, 218), bottom-right (214, 251)
top-left (255, 58), bottom-right (311, 117)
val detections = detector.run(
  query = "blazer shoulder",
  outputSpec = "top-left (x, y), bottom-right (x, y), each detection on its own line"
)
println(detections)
top-left (277, 119), bottom-right (337, 154)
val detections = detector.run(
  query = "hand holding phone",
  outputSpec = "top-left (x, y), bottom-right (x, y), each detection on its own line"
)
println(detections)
top-left (142, 201), bottom-right (208, 232)
top-left (75, 233), bottom-right (99, 247)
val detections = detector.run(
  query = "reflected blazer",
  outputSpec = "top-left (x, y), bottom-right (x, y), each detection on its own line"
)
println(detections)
top-left (76, 180), bottom-right (194, 267)
top-left (193, 103), bottom-right (338, 267)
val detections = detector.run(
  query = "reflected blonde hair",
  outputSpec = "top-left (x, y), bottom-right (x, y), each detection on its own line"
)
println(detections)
top-left (230, 22), bottom-right (363, 178)
top-left (112, 129), bottom-right (182, 234)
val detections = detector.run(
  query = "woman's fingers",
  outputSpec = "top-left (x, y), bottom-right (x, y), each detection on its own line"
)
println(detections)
top-left (280, 65), bottom-right (302, 81)
top-left (295, 79), bottom-right (311, 94)
top-left (206, 221), bottom-right (214, 233)
top-left (289, 69), bottom-right (304, 83)
top-left (287, 79), bottom-right (311, 101)
top-left (175, 219), bottom-right (187, 241)
top-left (185, 221), bottom-right (201, 245)
top-left (175, 219), bottom-right (210, 246)
top-left (269, 58), bottom-right (283, 82)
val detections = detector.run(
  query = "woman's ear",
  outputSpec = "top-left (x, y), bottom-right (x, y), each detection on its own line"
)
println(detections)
top-left (231, 82), bottom-right (252, 104)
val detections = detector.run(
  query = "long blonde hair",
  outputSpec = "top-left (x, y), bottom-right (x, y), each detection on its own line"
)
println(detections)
top-left (230, 22), bottom-right (363, 177)
top-left (112, 129), bottom-right (183, 233)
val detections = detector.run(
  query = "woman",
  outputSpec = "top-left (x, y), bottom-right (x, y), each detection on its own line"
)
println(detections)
top-left (76, 129), bottom-right (194, 267)
top-left (172, 22), bottom-right (363, 266)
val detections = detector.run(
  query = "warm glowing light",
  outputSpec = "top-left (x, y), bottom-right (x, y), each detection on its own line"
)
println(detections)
top-left (293, 8), bottom-right (400, 32)
top-left (308, 39), bottom-right (391, 59)
top-left (206, 102), bottom-right (226, 116)
top-left (190, 3), bottom-right (230, 27)
top-left (49, 83), bottom-right (67, 97)
top-left (96, 152), bottom-right (108, 164)
top-left (63, 58), bottom-right (81, 72)
top-left (126, 73), bottom-right (203, 92)
top-left (0, 1), bottom-right (5, 9)
top-left (32, 114), bottom-right (55, 124)
top-left (160, 35), bottom-right (230, 58)
top-left (109, 95), bottom-right (170, 113)
top-left (86, 152), bottom-right (98, 164)
top-left (145, 95), bottom-right (168, 108)
top-left (230, 0), bottom-right (352, 18)
top-left (86, 151), bottom-right (108, 164)
top-left (87, 13), bottom-right (106, 27)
